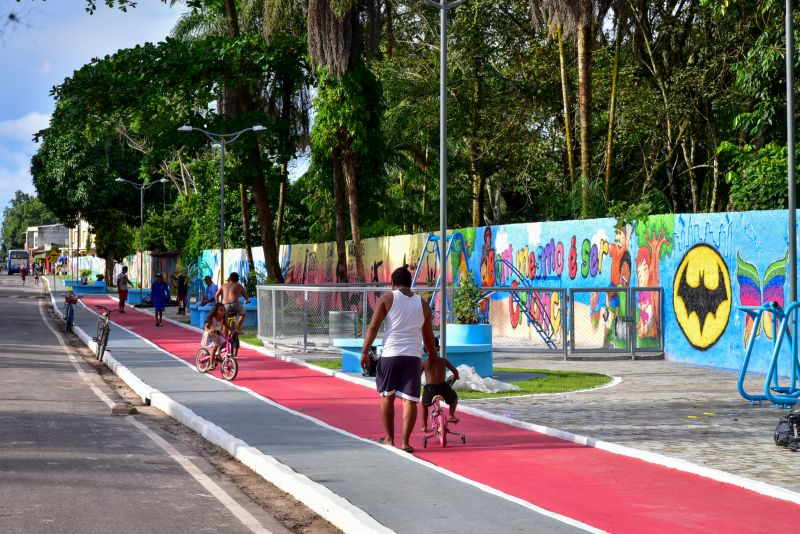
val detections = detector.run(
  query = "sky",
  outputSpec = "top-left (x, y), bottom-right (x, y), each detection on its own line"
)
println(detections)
top-left (0, 1), bottom-right (183, 224)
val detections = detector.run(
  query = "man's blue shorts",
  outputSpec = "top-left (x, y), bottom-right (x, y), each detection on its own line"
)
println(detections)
top-left (376, 356), bottom-right (422, 402)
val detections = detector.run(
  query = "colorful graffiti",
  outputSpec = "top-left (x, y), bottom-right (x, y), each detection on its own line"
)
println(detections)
top-left (673, 244), bottom-right (732, 351)
top-left (736, 251), bottom-right (787, 345)
top-left (197, 209), bottom-right (799, 375)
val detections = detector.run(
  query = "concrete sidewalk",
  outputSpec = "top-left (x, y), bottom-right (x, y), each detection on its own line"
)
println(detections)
top-left (49, 285), bottom-right (589, 534)
top-left (48, 283), bottom-right (800, 531)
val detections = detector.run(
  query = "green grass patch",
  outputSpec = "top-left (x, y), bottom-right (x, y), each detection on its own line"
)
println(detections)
top-left (301, 361), bottom-right (611, 398)
top-left (458, 367), bottom-right (612, 399)
top-left (240, 335), bottom-right (263, 347)
top-left (307, 359), bottom-right (341, 370)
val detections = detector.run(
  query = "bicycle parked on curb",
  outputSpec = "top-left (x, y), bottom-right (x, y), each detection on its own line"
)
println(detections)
top-left (64, 291), bottom-right (79, 333)
top-left (195, 312), bottom-right (241, 381)
top-left (93, 305), bottom-right (117, 362)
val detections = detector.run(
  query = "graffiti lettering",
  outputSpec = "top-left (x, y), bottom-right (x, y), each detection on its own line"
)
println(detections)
top-left (568, 236), bottom-right (578, 279)
top-left (509, 280), bottom-right (520, 328)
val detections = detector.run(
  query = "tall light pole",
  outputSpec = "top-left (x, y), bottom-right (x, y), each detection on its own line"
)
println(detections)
top-left (116, 177), bottom-right (168, 304)
top-left (178, 124), bottom-right (265, 288)
top-left (786, 0), bottom-right (796, 304)
top-left (425, 0), bottom-right (466, 361)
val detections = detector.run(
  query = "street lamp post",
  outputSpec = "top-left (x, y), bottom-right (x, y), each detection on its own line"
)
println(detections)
top-left (425, 0), bottom-right (466, 361)
top-left (178, 124), bottom-right (265, 287)
top-left (116, 177), bottom-right (169, 304)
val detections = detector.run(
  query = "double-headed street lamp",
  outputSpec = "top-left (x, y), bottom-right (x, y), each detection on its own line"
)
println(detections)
top-left (116, 177), bottom-right (168, 304)
top-left (179, 124), bottom-right (265, 287)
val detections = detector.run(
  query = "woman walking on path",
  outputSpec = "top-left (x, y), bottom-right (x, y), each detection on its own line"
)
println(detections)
top-left (151, 273), bottom-right (171, 327)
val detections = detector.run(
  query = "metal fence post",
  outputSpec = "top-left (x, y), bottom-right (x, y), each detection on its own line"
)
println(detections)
top-left (569, 289), bottom-right (576, 354)
top-left (562, 288), bottom-right (568, 361)
top-left (362, 288), bottom-right (368, 337)
top-left (271, 286), bottom-right (276, 346)
top-left (629, 287), bottom-right (636, 360)
top-left (303, 289), bottom-right (309, 352)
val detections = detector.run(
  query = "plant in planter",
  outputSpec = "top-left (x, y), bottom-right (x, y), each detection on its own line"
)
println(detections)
top-left (95, 274), bottom-right (105, 282)
top-left (79, 269), bottom-right (92, 285)
top-left (451, 274), bottom-right (485, 324)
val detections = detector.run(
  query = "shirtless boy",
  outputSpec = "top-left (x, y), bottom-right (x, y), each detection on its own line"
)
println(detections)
top-left (215, 272), bottom-right (250, 332)
top-left (420, 353), bottom-right (460, 432)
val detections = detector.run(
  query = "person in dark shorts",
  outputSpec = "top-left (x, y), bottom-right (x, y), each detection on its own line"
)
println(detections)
top-left (361, 265), bottom-right (438, 453)
top-left (420, 354), bottom-right (460, 432)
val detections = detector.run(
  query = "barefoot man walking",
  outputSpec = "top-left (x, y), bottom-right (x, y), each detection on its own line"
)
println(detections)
top-left (360, 265), bottom-right (438, 453)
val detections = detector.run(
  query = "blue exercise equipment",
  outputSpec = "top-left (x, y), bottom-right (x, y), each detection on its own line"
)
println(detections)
top-left (738, 301), bottom-right (800, 407)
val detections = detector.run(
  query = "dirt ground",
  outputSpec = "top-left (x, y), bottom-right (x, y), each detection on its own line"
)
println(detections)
top-left (51, 305), bottom-right (341, 534)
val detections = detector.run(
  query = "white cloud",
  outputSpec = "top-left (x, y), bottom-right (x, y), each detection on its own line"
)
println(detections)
top-left (0, 112), bottom-right (50, 143)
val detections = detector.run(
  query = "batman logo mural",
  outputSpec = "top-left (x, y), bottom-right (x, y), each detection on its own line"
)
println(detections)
top-left (673, 244), bottom-right (732, 350)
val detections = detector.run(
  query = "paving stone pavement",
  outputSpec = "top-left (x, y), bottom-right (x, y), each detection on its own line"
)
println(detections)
top-left (462, 355), bottom-right (800, 494)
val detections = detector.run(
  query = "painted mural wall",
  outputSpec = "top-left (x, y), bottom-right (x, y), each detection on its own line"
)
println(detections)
top-left (201, 209), bottom-right (795, 376)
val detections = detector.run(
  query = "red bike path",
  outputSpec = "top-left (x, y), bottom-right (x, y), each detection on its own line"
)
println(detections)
top-left (83, 296), bottom-right (800, 533)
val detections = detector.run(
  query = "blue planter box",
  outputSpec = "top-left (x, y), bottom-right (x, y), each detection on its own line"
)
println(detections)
top-left (443, 324), bottom-right (493, 377)
top-left (126, 289), bottom-right (152, 306)
top-left (62, 279), bottom-right (81, 287)
top-left (190, 298), bottom-right (257, 328)
top-left (72, 284), bottom-right (108, 295)
top-left (332, 324), bottom-right (494, 377)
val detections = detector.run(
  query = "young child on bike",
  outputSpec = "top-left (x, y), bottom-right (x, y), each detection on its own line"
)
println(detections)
top-left (420, 350), bottom-right (461, 432)
top-left (202, 303), bottom-right (229, 369)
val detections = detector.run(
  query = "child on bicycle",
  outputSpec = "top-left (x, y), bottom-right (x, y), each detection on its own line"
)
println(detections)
top-left (202, 303), bottom-right (229, 369)
top-left (420, 351), bottom-right (461, 432)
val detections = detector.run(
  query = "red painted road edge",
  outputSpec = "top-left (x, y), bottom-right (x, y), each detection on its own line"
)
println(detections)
top-left (84, 296), bottom-right (800, 533)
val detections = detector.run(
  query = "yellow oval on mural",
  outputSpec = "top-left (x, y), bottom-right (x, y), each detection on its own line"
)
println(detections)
top-left (673, 244), bottom-right (731, 350)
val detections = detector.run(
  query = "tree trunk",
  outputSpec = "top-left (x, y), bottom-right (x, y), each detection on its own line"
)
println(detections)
top-left (576, 4), bottom-right (592, 218)
top-left (604, 20), bottom-right (621, 200)
top-left (249, 168), bottom-right (285, 283)
top-left (557, 25), bottom-right (576, 191)
top-left (240, 183), bottom-right (255, 275)
top-left (341, 136), bottom-right (366, 283)
top-left (275, 163), bottom-right (288, 247)
top-left (469, 140), bottom-right (484, 227)
top-left (332, 146), bottom-right (349, 283)
top-left (275, 75), bottom-right (294, 249)
top-left (681, 137), bottom-right (698, 213)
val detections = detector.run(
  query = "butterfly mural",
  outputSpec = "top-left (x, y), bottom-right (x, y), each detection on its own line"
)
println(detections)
top-left (736, 251), bottom-right (787, 345)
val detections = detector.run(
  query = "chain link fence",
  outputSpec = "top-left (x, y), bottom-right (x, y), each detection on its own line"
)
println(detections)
top-left (257, 284), bottom-right (663, 359)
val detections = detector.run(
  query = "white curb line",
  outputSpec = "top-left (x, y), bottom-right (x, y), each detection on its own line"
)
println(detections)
top-left (45, 284), bottom-right (393, 534)
top-left (48, 283), bottom-right (800, 508)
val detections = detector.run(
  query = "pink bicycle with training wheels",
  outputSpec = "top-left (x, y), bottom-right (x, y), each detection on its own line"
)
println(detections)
top-left (194, 317), bottom-right (239, 381)
top-left (421, 394), bottom-right (466, 448)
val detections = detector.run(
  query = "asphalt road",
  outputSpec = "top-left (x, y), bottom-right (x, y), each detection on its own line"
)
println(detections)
top-left (0, 274), bottom-right (291, 534)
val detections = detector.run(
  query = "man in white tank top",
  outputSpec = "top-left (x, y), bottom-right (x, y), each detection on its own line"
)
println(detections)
top-left (361, 266), bottom-right (438, 453)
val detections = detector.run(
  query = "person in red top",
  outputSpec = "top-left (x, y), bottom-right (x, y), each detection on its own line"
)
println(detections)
top-left (360, 265), bottom-right (438, 453)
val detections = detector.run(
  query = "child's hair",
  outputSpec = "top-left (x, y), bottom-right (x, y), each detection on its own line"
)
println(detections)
top-left (205, 302), bottom-right (225, 324)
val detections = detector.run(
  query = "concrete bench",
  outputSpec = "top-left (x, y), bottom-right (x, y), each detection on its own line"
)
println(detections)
top-left (331, 338), bottom-right (494, 377)
top-left (190, 299), bottom-right (258, 328)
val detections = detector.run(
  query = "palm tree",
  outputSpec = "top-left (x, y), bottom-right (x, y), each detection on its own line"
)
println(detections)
top-left (170, 0), bottom-right (310, 282)
top-left (531, 0), bottom-right (614, 218)
top-left (307, 0), bottom-right (382, 283)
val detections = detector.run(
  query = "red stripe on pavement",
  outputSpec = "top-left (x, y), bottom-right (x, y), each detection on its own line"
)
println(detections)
top-left (84, 296), bottom-right (800, 533)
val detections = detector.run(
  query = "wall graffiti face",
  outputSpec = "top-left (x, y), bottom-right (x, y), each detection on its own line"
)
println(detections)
top-left (673, 244), bottom-right (732, 350)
